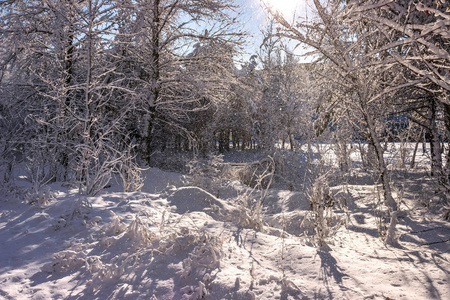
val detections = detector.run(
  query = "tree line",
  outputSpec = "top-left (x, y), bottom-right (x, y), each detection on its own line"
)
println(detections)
top-left (1, 0), bottom-right (449, 219)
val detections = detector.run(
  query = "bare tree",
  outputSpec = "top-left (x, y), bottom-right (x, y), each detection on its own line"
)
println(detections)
top-left (268, 0), bottom-right (418, 244)
top-left (345, 0), bottom-right (450, 194)
top-left (118, 0), bottom-right (243, 163)
top-left (0, 0), bottom-right (244, 193)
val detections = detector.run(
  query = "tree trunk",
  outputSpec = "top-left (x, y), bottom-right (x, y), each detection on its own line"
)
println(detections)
top-left (364, 111), bottom-right (397, 211)
top-left (428, 97), bottom-right (444, 184)
top-left (340, 140), bottom-right (349, 173)
top-left (364, 111), bottom-right (399, 246)
top-left (443, 104), bottom-right (450, 178)
top-left (422, 130), bottom-right (427, 155)
top-left (410, 138), bottom-right (420, 169)
top-left (60, 19), bottom-right (75, 180)
top-left (145, 105), bottom-right (157, 164)
top-left (145, 0), bottom-right (161, 165)
top-left (80, 0), bottom-right (93, 194)
top-left (289, 133), bottom-right (294, 151)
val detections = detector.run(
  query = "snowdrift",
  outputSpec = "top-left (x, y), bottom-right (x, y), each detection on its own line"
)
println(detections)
top-left (0, 167), bottom-right (449, 299)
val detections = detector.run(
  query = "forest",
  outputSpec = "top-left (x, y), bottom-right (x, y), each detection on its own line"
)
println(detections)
top-left (0, 0), bottom-right (449, 299)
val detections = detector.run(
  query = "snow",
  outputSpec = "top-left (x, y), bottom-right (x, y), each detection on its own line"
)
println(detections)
top-left (1, 149), bottom-right (449, 300)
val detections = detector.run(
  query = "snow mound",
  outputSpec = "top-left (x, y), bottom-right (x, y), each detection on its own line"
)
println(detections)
top-left (1, 165), bottom-right (450, 300)
top-left (167, 186), bottom-right (236, 220)
top-left (141, 168), bottom-right (184, 193)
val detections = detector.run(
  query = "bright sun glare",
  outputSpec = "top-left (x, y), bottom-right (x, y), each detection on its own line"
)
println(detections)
top-left (263, 0), bottom-right (305, 20)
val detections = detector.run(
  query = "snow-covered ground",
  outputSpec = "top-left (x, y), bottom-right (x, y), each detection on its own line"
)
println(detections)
top-left (0, 146), bottom-right (449, 299)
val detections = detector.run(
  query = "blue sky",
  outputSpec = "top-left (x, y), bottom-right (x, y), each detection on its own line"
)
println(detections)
top-left (234, 0), bottom-right (268, 59)
top-left (235, 0), bottom-right (311, 63)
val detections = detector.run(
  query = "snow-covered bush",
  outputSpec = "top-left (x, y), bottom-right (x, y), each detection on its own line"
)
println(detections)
top-left (237, 194), bottom-right (265, 232)
top-left (180, 231), bottom-right (223, 279)
top-left (237, 155), bottom-right (275, 187)
top-left (103, 211), bottom-right (127, 235)
top-left (180, 280), bottom-right (208, 300)
top-left (75, 147), bottom-right (116, 196)
top-left (127, 216), bottom-right (153, 247)
top-left (179, 231), bottom-right (223, 299)
top-left (0, 181), bottom-right (22, 202)
top-left (185, 153), bottom-right (224, 194)
top-left (69, 197), bottom-right (92, 220)
top-left (41, 250), bottom-right (86, 274)
top-left (331, 139), bottom-right (353, 173)
top-left (0, 105), bottom-right (20, 183)
top-left (50, 197), bottom-right (93, 231)
top-left (24, 149), bottom-right (59, 206)
top-left (271, 150), bottom-right (309, 190)
top-left (443, 205), bottom-right (450, 221)
top-left (115, 146), bottom-right (144, 192)
top-left (237, 151), bottom-right (307, 191)
top-left (25, 146), bottom-right (59, 190)
top-left (41, 206), bottom-right (226, 297)
top-left (236, 156), bottom-right (275, 231)
top-left (0, 159), bottom-right (14, 184)
top-left (304, 175), bottom-right (345, 249)
top-left (151, 150), bottom-right (192, 172)
top-left (25, 185), bottom-right (55, 207)
top-left (85, 214), bottom-right (157, 290)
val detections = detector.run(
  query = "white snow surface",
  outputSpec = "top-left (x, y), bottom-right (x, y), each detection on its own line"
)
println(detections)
top-left (1, 160), bottom-right (449, 299)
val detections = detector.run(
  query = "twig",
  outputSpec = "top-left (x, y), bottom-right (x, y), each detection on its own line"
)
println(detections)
top-left (421, 239), bottom-right (450, 246)
top-left (410, 226), bottom-right (447, 234)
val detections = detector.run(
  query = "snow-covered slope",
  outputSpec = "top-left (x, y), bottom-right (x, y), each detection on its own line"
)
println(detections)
top-left (0, 167), bottom-right (449, 299)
